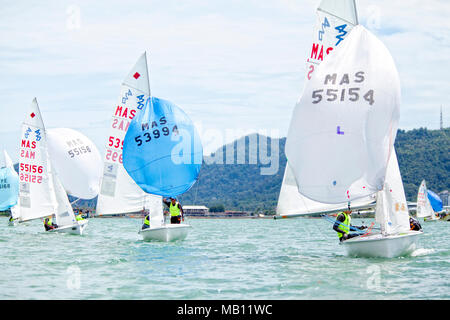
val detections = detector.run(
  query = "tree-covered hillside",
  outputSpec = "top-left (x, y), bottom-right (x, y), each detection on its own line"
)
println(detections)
top-left (180, 128), bottom-right (449, 213)
top-left (11, 128), bottom-right (449, 214)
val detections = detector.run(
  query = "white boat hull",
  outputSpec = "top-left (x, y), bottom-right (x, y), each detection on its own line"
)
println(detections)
top-left (139, 224), bottom-right (191, 242)
top-left (341, 231), bottom-right (423, 258)
top-left (48, 220), bottom-right (89, 235)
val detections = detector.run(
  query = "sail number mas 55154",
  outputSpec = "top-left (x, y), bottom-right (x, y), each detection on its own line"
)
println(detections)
top-left (312, 71), bottom-right (374, 105)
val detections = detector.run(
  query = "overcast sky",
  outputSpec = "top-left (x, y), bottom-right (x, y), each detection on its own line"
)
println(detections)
top-left (1, 0), bottom-right (449, 163)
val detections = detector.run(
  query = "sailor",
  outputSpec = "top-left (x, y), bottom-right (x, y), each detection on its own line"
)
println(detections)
top-left (75, 211), bottom-right (84, 221)
top-left (409, 216), bottom-right (422, 231)
top-left (163, 197), bottom-right (184, 224)
top-left (43, 216), bottom-right (58, 231)
top-left (333, 205), bottom-right (367, 242)
top-left (142, 213), bottom-right (150, 230)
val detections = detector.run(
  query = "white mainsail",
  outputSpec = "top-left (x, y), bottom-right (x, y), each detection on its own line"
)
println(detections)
top-left (16, 98), bottom-right (77, 227)
top-left (4, 150), bottom-right (14, 169)
top-left (285, 25), bottom-right (400, 204)
top-left (277, 0), bottom-right (372, 216)
top-left (375, 149), bottom-right (410, 235)
top-left (416, 180), bottom-right (435, 219)
top-left (96, 52), bottom-right (162, 215)
top-left (51, 168), bottom-right (77, 227)
top-left (17, 98), bottom-right (57, 222)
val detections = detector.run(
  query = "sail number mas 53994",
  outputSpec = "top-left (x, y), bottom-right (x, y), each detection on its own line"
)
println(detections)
top-left (133, 116), bottom-right (179, 147)
top-left (312, 71), bottom-right (374, 105)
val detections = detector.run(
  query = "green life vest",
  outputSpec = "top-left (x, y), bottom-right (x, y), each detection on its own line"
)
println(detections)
top-left (170, 202), bottom-right (181, 217)
top-left (337, 212), bottom-right (351, 239)
top-left (45, 218), bottom-right (52, 226)
top-left (144, 215), bottom-right (150, 225)
top-left (76, 214), bottom-right (83, 221)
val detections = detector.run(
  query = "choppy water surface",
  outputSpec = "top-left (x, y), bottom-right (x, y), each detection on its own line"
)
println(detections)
top-left (0, 216), bottom-right (448, 299)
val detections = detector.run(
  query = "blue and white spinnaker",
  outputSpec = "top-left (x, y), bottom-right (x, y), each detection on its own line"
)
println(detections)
top-left (123, 96), bottom-right (202, 197)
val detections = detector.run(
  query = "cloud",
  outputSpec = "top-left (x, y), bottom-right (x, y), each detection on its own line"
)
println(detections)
top-left (1, 0), bottom-right (449, 161)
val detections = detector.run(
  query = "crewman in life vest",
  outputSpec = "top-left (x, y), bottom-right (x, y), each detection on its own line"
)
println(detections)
top-left (409, 216), bottom-right (422, 231)
top-left (43, 216), bottom-right (58, 231)
top-left (75, 210), bottom-right (85, 222)
top-left (333, 205), bottom-right (367, 242)
top-left (163, 197), bottom-right (184, 224)
top-left (142, 213), bottom-right (150, 230)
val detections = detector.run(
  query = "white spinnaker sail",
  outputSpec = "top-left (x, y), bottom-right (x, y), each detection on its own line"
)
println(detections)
top-left (17, 98), bottom-right (57, 222)
top-left (285, 25), bottom-right (400, 204)
top-left (375, 149), bottom-right (410, 235)
top-left (306, 0), bottom-right (358, 80)
top-left (47, 128), bottom-right (102, 200)
top-left (97, 52), bottom-right (162, 215)
top-left (416, 180), bottom-right (434, 218)
top-left (276, 163), bottom-right (375, 217)
top-left (277, 0), bottom-right (363, 216)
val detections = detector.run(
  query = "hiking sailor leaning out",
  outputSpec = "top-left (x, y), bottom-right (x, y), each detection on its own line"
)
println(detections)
top-left (163, 197), bottom-right (184, 224)
top-left (333, 205), bottom-right (367, 242)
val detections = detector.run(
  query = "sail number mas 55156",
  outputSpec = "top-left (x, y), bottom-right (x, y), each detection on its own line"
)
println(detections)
top-left (312, 71), bottom-right (374, 105)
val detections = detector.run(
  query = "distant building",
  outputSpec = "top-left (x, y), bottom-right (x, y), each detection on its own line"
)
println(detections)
top-left (439, 190), bottom-right (449, 207)
top-left (223, 210), bottom-right (248, 217)
top-left (183, 205), bottom-right (209, 216)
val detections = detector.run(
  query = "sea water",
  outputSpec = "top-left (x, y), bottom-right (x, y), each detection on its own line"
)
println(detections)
top-left (0, 216), bottom-right (448, 299)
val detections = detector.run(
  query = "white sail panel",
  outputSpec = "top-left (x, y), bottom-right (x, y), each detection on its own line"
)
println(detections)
top-left (416, 180), bottom-right (434, 218)
top-left (47, 128), bottom-right (102, 199)
top-left (276, 163), bottom-right (375, 216)
top-left (318, 0), bottom-right (358, 25)
top-left (306, 0), bottom-right (357, 80)
top-left (285, 25), bottom-right (401, 204)
top-left (277, 0), bottom-right (359, 215)
top-left (51, 169), bottom-right (76, 227)
top-left (4, 150), bottom-right (14, 168)
top-left (97, 52), bottom-right (162, 215)
top-left (375, 149), bottom-right (410, 234)
top-left (18, 98), bottom-right (57, 221)
top-left (145, 195), bottom-right (164, 227)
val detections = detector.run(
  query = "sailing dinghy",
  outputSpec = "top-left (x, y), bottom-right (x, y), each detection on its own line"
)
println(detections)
top-left (416, 180), bottom-right (441, 221)
top-left (341, 150), bottom-right (422, 258)
top-left (122, 53), bottom-right (202, 242)
top-left (284, 21), bottom-right (422, 257)
top-left (275, 0), bottom-right (376, 218)
top-left (1, 150), bottom-right (19, 225)
top-left (15, 98), bottom-right (87, 235)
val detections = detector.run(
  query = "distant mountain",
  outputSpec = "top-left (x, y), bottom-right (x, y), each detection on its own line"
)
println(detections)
top-left (11, 128), bottom-right (449, 214)
top-left (180, 128), bottom-right (450, 213)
